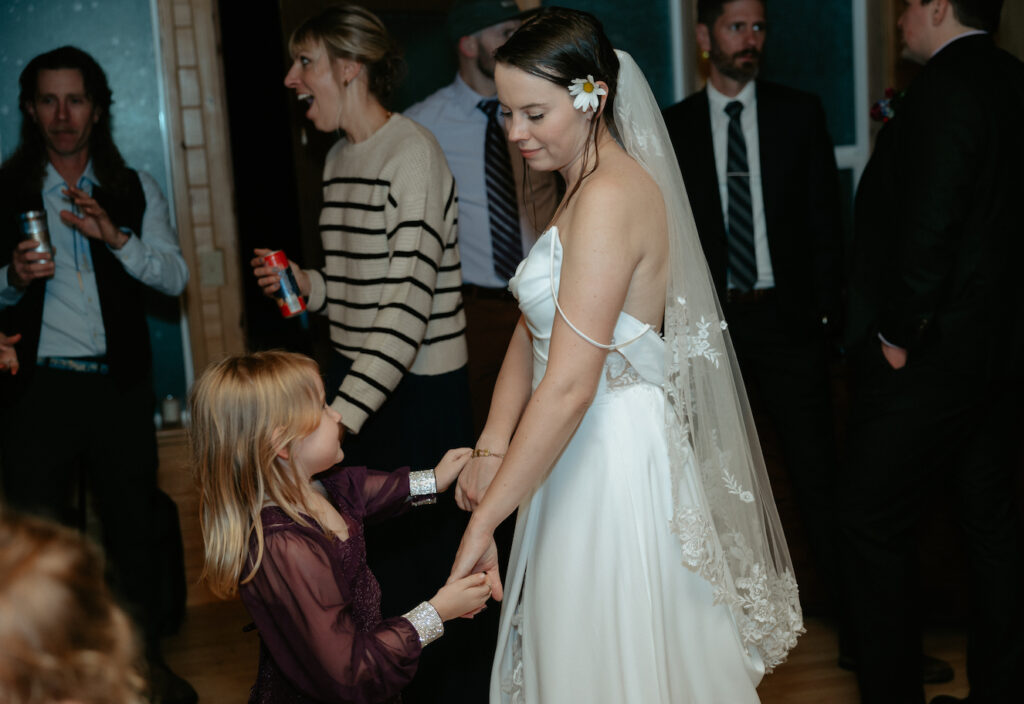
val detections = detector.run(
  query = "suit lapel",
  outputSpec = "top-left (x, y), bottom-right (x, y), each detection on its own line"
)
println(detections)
top-left (691, 90), bottom-right (722, 217)
top-left (756, 81), bottom-right (782, 250)
top-left (689, 90), bottom-right (729, 295)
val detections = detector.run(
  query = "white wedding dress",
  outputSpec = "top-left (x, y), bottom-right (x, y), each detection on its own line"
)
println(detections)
top-left (492, 227), bottom-right (764, 703)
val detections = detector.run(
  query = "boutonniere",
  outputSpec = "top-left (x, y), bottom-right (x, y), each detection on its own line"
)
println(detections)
top-left (870, 88), bottom-right (905, 123)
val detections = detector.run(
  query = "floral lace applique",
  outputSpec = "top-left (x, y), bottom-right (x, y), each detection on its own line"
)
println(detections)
top-left (668, 505), bottom-right (714, 572)
top-left (687, 316), bottom-right (723, 368)
top-left (710, 436), bottom-right (755, 504)
top-left (604, 351), bottom-right (644, 391)
top-left (723, 469), bottom-right (755, 503)
top-left (724, 534), bottom-right (803, 666)
top-left (502, 604), bottom-right (526, 704)
top-left (665, 299), bottom-right (804, 673)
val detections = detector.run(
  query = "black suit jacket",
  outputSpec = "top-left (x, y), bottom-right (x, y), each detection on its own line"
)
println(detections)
top-left (663, 80), bottom-right (843, 336)
top-left (847, 34), bottom-right (1024, 378)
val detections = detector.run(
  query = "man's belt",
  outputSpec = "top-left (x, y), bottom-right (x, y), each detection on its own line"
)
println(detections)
top-left (725, 287), bottom-right (775, 305)
top-left (37, 356), bottom-right (110, 374)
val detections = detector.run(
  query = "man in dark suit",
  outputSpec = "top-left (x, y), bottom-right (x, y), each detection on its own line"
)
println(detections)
top-left (663, 0), bottom-right (853, 665)
top-left (842, 1), bottom-right (1024, 702)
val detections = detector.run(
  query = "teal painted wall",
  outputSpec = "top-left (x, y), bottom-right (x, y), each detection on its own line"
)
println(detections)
top-left (545, 0), bottom-right (676, 107)
top-left (759, 0), bottom-right (856, 146)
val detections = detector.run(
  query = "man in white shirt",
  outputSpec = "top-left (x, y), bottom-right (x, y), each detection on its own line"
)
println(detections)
top-left (0, 46), bottom-right (194, 704)
top-left (406, 0), bottom-right (558, 435)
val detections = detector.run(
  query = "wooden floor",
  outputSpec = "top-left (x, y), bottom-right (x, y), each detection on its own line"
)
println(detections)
top-left (163, 602), bottom-right (971, 703)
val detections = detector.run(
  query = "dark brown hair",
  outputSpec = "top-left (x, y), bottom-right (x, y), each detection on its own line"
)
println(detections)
top-left (495, 7), bottom-right (619, 207)
top-left (697, 0), bottom-right (767, 27)
top-left (3, 46), bottom-right (130, 192)
top-left (921, 0), bottom-right (1003, 32)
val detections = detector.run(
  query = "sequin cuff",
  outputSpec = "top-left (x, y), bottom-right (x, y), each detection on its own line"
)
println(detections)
top-left (403, 601), bottom-right (444, 646)
top-left (408, 469), bottom-right (437, 506)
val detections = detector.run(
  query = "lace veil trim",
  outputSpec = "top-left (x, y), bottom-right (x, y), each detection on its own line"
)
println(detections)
top-left (614, 50), bottom-right (804, 671)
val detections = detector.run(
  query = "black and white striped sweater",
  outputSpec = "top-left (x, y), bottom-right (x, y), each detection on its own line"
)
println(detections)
top-left (305, 115), bottom-right (467, 433)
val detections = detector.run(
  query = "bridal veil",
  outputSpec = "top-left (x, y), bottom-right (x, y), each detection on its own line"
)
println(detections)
top-left (612, 49), bottom-right (803, 671)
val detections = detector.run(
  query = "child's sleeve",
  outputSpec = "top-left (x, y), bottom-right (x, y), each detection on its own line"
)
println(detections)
top-left (323, 466), bottom-right (438, 524)
top-left (241, 529), bottom-right (430, 703)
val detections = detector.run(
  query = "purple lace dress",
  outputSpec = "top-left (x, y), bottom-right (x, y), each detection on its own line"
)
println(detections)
top-left (240, 467), bottom-right (427, 704)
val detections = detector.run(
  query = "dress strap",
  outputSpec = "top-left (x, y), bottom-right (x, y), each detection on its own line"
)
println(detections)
top-left (548, 230), bottom-right (651, 351)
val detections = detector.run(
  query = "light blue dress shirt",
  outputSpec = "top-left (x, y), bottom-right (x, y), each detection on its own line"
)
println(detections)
top-left (405, 73), bottom-right (557, 288)
top-left (0, 161), bottom-right (188, 358)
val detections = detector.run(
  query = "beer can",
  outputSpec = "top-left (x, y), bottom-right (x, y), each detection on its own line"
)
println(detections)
top-left (263, 250), bottom-right (306, 318)
top-left (19, 210), bottom-right (52, 256)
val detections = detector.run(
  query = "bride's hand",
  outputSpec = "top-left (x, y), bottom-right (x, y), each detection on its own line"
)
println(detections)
top-left (449, 522), bottom-right (503, 604)
top-left (454, 454), bottom-right (502, 511)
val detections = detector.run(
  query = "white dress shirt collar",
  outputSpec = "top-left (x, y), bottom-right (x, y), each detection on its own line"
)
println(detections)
top-left (42, 159), bottom-right (98, 193)
top-left (451, 72), bottom-right (496, 118)
top-left (707, 79), bottom-right (756, 116)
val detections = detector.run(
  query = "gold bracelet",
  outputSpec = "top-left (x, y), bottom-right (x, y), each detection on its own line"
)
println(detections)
top-left (472, 448), bottom-right (505, 459)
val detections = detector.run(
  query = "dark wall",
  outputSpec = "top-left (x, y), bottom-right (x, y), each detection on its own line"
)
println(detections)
top-left (218, 0), bottom-right (314, 354)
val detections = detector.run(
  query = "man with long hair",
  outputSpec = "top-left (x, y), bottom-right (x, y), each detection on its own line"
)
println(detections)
top-left (0, 46), bottom-right (193, 703)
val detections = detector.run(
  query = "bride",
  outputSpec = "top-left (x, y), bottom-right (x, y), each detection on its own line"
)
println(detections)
top-left (448, 8), bottom-right (803, 702)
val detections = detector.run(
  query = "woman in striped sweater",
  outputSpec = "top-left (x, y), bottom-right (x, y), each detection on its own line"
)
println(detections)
top-left (252, 5), bottom-right (483, 701)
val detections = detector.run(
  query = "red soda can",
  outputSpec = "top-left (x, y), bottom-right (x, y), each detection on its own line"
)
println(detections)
top-left (263, 250), bottom-right (306, 318)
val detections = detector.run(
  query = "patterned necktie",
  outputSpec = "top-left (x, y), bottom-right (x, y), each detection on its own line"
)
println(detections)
top-left (478, 99), bottom-right (522, 281)
top-left (725, 100), bottom-right (757, 292)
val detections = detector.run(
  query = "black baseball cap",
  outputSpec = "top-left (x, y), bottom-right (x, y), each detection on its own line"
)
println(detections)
top-left (446, 0), bottom-right (528, 41)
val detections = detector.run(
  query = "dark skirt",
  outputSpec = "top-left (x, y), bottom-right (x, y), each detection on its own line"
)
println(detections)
top-left (324, 351), bottom-right (473, 472)
top-left (325, 352), bottom-right (492, 704)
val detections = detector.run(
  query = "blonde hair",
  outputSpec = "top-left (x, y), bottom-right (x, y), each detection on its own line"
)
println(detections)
top-left (289, 3), bottom-right (404, 102)
top-left (0, 512), bottom-right (145, 704)
top-left (188, 351), bottom-right (325, 599)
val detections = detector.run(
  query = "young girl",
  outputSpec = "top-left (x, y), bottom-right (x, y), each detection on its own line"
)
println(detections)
top-left (189, 351), bottom-right (490, 704)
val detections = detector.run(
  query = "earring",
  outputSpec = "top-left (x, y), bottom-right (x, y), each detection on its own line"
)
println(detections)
top-left (701, 50), bottom-right (710, 60)
top-left (343, 79), bottom-right (350, 88)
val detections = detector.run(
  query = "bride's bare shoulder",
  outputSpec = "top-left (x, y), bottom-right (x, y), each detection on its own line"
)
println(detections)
top-left (573, 153), bottom-right (664, 230)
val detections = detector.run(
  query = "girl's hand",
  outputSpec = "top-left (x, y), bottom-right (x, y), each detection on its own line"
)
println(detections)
top-left (433, 447), bottom-right (472, 493)
top-left (251, 248), bottom-right (310, 298)
top-left (429, 572), bottom-right (492, 621)
top-left (454, 454), bottom-right (502, 511)
top-left (449, 521), bottom-right (503, 602)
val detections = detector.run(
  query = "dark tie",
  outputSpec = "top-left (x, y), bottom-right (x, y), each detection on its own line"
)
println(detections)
top-left (478, 99), bottom-right (522, 281)
top-left (725, 100), bottom-right (757, 292)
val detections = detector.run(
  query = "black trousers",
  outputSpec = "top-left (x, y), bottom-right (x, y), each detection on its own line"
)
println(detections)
top-left (839, 343), bottom-right (1022, 704)
top-left (725, 296), bottom-right (846, 623)
top-left (325, 353), bottom-right (493, 704)
top-left (0, 366), bottom-right (163, 644)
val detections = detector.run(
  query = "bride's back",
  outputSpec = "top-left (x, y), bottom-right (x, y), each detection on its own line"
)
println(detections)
top-left (555, 140), bottom-right (669, 330)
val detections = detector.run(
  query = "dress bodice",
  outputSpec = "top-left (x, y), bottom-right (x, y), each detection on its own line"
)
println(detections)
top-left (508, 227), bottom-right (664, 392)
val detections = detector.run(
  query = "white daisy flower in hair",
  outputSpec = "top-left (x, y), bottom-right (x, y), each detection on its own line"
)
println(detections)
top-left (568, 74), bottom-right (606, 113)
